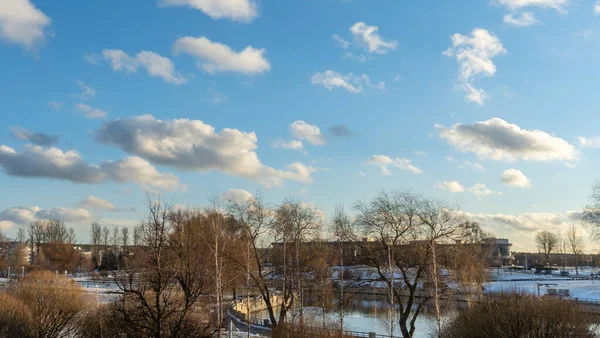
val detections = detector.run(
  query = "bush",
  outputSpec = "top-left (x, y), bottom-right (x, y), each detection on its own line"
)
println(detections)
top-left (439, 293), bottom-right (597, 338)
top-left (0, 292), bottom-right (35, 338)
top-left (0, 271), bottom-right (91, 338)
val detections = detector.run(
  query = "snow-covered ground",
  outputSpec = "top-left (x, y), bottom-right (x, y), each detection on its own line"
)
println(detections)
top-left (485, 268), bottom-right (600, 302)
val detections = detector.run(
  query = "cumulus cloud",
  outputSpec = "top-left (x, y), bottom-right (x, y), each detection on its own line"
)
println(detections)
top-left (101, 157), bottom-right (183, 191)
top-left (0, 0), bottom-right (51, 50)
top-left (436, 118), bottom-right (579, 162)
top-left (349, 22), bottom-right (397, 54)
top-left (469, 183), bottom-right (498, 196)
top-left (495, 0), bottom-right (569, 12)
top-left (9, 126), bottom-right (59, 146)
top-left (461, 161), bottom-right (485, 171)
top-left (595, 1), bottom-right (600, 14)
top-left (443, 28), bottom-right (506, 105)
top-left (311, 70), bottom-right (385, 93)
top-left (173, 36), bottom-right (270, 75)
top-left (273, 139), bottom-right (304, 152)
top-left (501, 168), bottom-right (532, 187)
top-left (577, 136), bottom-right (600, 148)
top-left (93, 115), bottom-right (317, 187)
top-left (79, 195), bottom-right (116, 211)
top-left (0, 205), bottom-right (93, 230)
top-left (290, 121), bottom-right (326, 146)
top-left (503, 12), bottom-right (539, 26)
top-left (0, 206), bottom-right (39, 225)
top-left (0, 144), bottom-right (183, 190)
top-left (36, 207), bottom-right (92, 223)
top-left (221, 189), bottom-right (253, 203)
top-left (332, 34), bottom-right (350, 49)
top-left (435, 181), bottom-right (465, 192)
top-left (158, 0), bottom-right (258, 22)
top-left (71, 81), bottom-right (96, 100)
top-left (366, 155), bottom-right (422, 175)
top-left (92, 49), bottom-right (186, 84)
top-left (75, 103), bottom-right (107, 119)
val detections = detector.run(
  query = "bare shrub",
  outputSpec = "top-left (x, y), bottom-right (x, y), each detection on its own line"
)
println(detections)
top-left (14, 270), bottom-right (90, 338)
top-left (439, 293), bottom-right (598, 338)
top-left (0, 292), bottom-right (35, 338)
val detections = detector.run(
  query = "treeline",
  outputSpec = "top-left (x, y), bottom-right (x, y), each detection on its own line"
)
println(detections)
top-left (0, 220), bottom-right (87, 274)
top-left (101, 191), bottom-right (498, 338)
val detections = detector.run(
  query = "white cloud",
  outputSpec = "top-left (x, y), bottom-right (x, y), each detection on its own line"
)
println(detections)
top-left (311, 70), bottom-right (361, 93)
top-left (469, 183), bottom-right (498, 196)
top-left (461, 161), bottom-right (485, 171)
top-left (101, 157), bottom-right (184, 191)
top-left (158, 0), bottom-right (258, 22)
top-left (436, 118), bottom-right (579, 162)
top-left (350, 22), bottom-right (397, 54)
top-left (332, 34), bottom-right (350, 49)
top-left (75, 103), bottom-right (107, 119)
top-left (366, 155), bottom-right (422, 175)
top-left (290, 121), bottom-right (326, 146)
top-left (79, 195), bottom-right (116, 211)
top-left (273, 139), bottom-right (304, 152)
top-left (221, 189), bottom-right (253, 203)
top-left (0, 144), bottom-right (183, 190)
top-left (595, 1), bottom-right (600, 14)
top-left (446, 156), bottom-right (456, 162)
top-left (48, 101), bottom-right (63, 111)
top-left (435, 181), bottom-right (465, 192)
top-left (173, 36), bottom-right (270, 75)
top-left (0, 0), bottom-right (51, 50)
top-left (311, 70), bottom-right (385, 93)
top-left (0, 206), bottom-right (93, 230)
top-left (443, 28), bottom-right (506, 105)
top-left (503, 12), bottom-right (539, 26)
top-left (36, 207), bottom-right (92, 223)
top-left (93, 115), bottom-right (318, 187)
top-left (71, 81), bottom-right (96, 100)
top-left (501, 168), bottom-right (532, 187)
top-left (0, 206), bottom-right (39, 225)
top-left (495, 0), bottom-right (569, 12)
top-left (10, 126), bottom-right (59, 146)
top-left (414, 150), bottom-right (429, 157)
top-left (342, 52), bottom-right (367, 63)
top-left (577, 136), bottom-right (600, 148)
top-left (98, 49), bottom-right (186, 84)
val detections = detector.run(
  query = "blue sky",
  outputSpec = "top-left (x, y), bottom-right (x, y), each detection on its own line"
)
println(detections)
top-left (1, 0), bottom-right (600, 251)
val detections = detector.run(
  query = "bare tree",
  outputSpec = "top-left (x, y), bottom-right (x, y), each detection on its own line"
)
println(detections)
top-left (535, 231), bottom-right (558, 266)
top-left (226, 192), bottom-right (286, 328)
top-left (132, 225), bottom-right (141, 247)
top-left (330, 204), bottom-right (356, 333)
top-left (121, 227), bottom-right (129, 249)
top-left (101, 226), bottom-right (110, 248)
top-left (583, 181), bottom-right (600, 242)
top-left (28, 221), bottom-right (46, 264)
top-left (112, 226), bottom-right (121, 249)
top-left (91, 223), bottom-right (102, 266)
top-left (568, 224), bottom-right (584, 275)
top-left (417, 197), bottom-right (462, 336)
top-left (114, 196), bottom-right (215, 338)
top-left (354, 190), bottom-right (470, 338)
top-left (273, 199), bottom-right (323, 327)
top-left (0, 230), bottom-right (8, 269)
